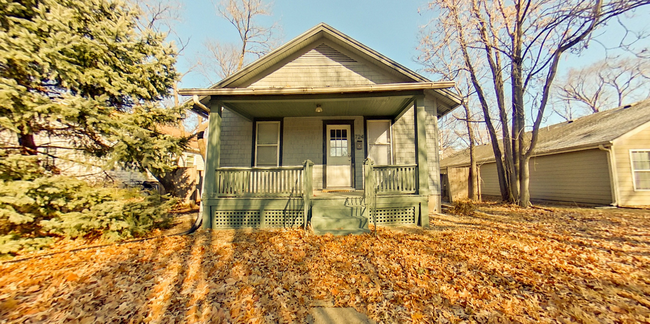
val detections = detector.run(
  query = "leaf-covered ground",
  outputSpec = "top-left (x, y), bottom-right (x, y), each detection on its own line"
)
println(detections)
top-left (1, 204), bottom-right (649, 323)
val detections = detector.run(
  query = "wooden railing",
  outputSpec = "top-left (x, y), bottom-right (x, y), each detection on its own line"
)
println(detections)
top-left (372, 164), bottom-right (418, 194)
top-left (215, 166), bottom-right (304, 197)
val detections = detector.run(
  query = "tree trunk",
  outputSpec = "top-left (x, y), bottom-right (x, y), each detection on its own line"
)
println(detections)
top-left (237, 39), bottom-right (247, 71)
top-left (173, 82), bottom-right (185, 137)
top-left (468, 145), bottom-right (478, 201)
top-left (18, 133), bottom-right (38, 155)
top-left (519, 155), bottom-right (531, 207)
top-left (510, 0), bottom-right (525, 205)
top-left (463, 104), bottom-right (478, 200)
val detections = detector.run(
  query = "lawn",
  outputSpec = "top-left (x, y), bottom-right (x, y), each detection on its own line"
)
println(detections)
top-left (1, 203), bottom-right (649, 323)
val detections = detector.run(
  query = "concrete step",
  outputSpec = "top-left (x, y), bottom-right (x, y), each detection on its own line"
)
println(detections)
top-left (312, 215), bottom-right (368, 229)
top-left (310, 199), bottom-right (369, 235)
top-left (311, 206), bottom-right (356, 219)
top-left (312, 228), bottom-right (371, 236)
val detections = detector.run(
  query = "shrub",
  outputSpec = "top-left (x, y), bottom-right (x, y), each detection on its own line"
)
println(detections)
top-left (0, 155), bottom-right (175, 256)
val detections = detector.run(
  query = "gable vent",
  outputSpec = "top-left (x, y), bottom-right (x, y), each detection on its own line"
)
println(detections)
top-left (313, 44), bottom-right (357, 63)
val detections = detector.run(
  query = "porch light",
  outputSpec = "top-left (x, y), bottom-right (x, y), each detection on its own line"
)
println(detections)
top-left (315, 104), bottom-right (323, 113)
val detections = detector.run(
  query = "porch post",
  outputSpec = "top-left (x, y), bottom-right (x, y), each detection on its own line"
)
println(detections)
top-left (302, 160), bottom-right (314, 230)
top-left (364, 158), bottom-right (376, 229)
top-left (201, 101), bottom-right (223, 229)
top-left (414, 95), bottom-right (430, 228)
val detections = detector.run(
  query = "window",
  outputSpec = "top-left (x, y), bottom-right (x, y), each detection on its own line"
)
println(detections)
top-left (255, 121), bottom-right (280, 167)
top-left (184, 154), bottom-right (195, 167)
top-left (631, 150), bottom-right (650, 190)
top-left (329, 128), bottom-right (348, 157)
top-left (367, 120), bottom-right (392, 165)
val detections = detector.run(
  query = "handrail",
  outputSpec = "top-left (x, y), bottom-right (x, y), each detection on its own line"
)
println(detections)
top-left (372, 164), bottom-right (417, 168)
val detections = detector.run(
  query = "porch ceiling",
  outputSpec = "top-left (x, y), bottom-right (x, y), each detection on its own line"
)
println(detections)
top-left (222, 95), bottom-right (414, 119)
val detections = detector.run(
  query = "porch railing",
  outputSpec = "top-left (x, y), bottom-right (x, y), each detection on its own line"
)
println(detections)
top-left (372, 164), bottom-right (418, 195)
top-left (215, 165), bottom-right (305, 197)
top-left (214, 161), bottom-right (314, 229)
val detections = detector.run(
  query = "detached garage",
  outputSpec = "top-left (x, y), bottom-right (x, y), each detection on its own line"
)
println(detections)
top-left (441, 100), bottom-right (650, 207)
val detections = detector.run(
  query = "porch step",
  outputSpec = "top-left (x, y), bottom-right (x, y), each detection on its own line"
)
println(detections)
top-left (312, 228), bottom-right (371, 236)
top-left (311, 205), bottom-right (369, 235)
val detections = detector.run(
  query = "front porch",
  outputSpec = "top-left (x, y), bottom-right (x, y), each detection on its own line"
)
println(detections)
top-left (202, 160), bottom-right (428, 234)
top-left (186, 87), bottom-right (448, 234)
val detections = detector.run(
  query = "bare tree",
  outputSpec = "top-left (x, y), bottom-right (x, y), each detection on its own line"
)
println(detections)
top-left (420, 0), bottom-right (650, 207)
top-left (199, 0), bottom-right (280, 81)
top-left (553, 56), bottom-right (650, 120)
top-left (131, 0), bottom-right (183, 33)
top-left (201, 42), bottom-right (241, 81)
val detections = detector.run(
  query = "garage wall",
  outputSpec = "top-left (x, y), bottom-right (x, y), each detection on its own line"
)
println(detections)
top-left (479, 149), bottom-right (613, 205)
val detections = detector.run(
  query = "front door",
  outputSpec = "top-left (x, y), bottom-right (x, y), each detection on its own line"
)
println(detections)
top-left (326, 124), bottom-right (352, 188)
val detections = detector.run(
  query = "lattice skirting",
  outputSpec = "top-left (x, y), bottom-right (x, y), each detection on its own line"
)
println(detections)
top-left (212, 209), bottom-right (304, 228)
top-left (264, 209), bottom-right (304, 228)
top-left (374, 207), bottom-right (416, 225)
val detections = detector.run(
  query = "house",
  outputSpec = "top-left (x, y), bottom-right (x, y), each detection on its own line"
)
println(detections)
top-left (0, 123), bottom-right (204, 197)
top-left (157, 125), bottom-right (206, 202)
top-left (441, 99), bottom-right (650, 207)
top-left (180, 23), bottom-right (461, 234)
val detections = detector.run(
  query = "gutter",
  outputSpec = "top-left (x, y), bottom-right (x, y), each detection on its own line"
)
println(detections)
top-left (598, 144), bottom-right (620, 207)
top-left (179, 81), bottom-right (456, 97)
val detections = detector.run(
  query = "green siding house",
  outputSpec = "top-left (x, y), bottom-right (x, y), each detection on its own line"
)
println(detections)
top-left (180, 23), bottom-right (461, 234)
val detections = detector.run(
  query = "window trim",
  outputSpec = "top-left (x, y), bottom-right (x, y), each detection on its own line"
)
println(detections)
top-left (630, 149), bottom-right (650, 191)
top-left (366, 119), bottom-right (393, 165)
top-left (254, 120), bottom-right (281, 167)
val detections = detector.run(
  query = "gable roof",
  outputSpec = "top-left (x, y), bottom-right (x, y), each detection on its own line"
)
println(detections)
top-left (185, 23), bottom-right (460, 116)
top-left (441, 99), bottom-right (650, 168)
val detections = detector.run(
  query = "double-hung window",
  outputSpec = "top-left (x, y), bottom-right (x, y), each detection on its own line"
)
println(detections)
top-left (367, 120), bottom-right (392, 165)
top-left (255, 121), bottom-right (280, 167)
top-left (631, 150), bottom-right (650, 190)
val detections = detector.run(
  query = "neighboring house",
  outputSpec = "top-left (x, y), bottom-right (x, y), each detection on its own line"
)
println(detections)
top-left (0, 130), bottom-right (119, 183)
top-left (180, 23), bottom-right (461, 234)
top-left (158, 125), bottom-right (206, 202)
top-left (441, 99), bottom-right (650, 207)
top-left (0, 124), bottom-right (202, 195)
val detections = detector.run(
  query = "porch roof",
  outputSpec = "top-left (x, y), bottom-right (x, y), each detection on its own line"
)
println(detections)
top-left (179, 81), bottom-right (457, 119)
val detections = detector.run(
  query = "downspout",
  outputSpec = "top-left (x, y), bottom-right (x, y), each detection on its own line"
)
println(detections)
top-left (189, 95), bottom-right (211, 232)
top-left (599, 144), bottom-right (619, 207)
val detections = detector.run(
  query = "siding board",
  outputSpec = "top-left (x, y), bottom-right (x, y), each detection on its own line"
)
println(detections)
top-left (393, 105), bottom-right (416, 165)
top-left (479, 149), bottom-right (612, 204)
top-left (220, 109), bottom-right (253, 167)
top-left (613, 123), bottom-right (650, 206)
top-left (250, 43), bottom-right (404, 88)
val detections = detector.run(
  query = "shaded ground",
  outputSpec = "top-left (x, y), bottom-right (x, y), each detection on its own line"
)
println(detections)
top-left (0, 203), bottom-right (649, 323)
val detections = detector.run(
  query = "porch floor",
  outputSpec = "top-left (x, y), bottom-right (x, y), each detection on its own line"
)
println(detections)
top-left (312, 190), bottom-right (419, 199)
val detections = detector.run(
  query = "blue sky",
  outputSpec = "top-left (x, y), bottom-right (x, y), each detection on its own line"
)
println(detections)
top-left (174, 0), bottom-right (443, 88)
top-left (172, 0), bottom-right (650, 90)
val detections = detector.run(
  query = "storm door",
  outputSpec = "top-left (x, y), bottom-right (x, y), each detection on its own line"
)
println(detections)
top-left (325, 125), bottom-right (353, 188)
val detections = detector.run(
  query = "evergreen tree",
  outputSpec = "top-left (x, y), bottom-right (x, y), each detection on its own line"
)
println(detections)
top-left (0, 0), bottom-right (186, 190)
top-left (0, 0), bottom-right (188, 255)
